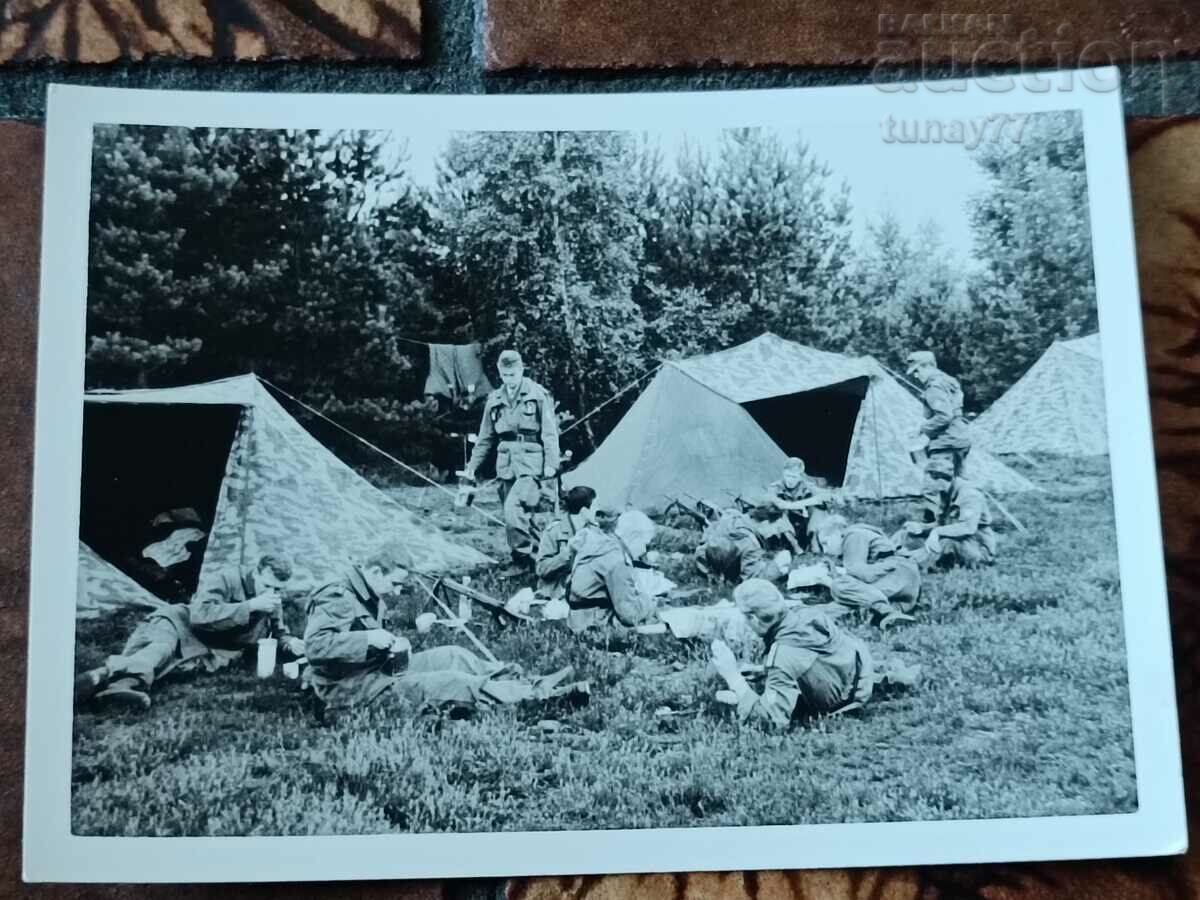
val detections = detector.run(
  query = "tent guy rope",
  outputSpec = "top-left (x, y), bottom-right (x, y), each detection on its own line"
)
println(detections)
top-left (258, 378), bottom-right (511, 533)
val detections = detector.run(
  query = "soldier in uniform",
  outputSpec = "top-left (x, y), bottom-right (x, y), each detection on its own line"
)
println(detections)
top-left (463, 349), bottom-right (560, 572)
top-left (815, 515), bottom-right (919, 630)
top-left (74, 603), bottom-right (218, 711)
top-left (566, 508), bottom-right (659, 633)
top-left (899, 474), bottom-right (998, 569)
top-left (534, 485), bottom-right (596, 601)
top-left (74, 554), bottom-right (305, 712)
top-left (905, 350), bottom-right (972, 523)
top-left (765, 457), bottom-right (830, 550)
top-left (189, 554), bottom-right (306, 660)
top-left (709, 579), bottom-right (876, 729)
top-left (303, 541), bottom-right (584, 720)
top-left (694, 498), bottom-right (791, 585)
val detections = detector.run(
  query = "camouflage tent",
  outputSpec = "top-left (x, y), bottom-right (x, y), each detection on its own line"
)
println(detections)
top-left (972, 334), bottom-right (1108, 456)
top-left (77, 541), bottom-right (168, 620)
top-left (82, 374), bottom-right (492, 600)
top-left (566, 333), bottom-right (1031, 509)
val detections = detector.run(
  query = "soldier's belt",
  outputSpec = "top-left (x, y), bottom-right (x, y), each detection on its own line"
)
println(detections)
top-left (501, 434), bottom-right (542, 445)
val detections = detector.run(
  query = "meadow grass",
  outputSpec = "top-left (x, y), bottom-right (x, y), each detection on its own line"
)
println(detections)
top-left (71, 455), bottom-right (1137, 836)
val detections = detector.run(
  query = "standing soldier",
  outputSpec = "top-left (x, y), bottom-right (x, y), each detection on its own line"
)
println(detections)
top-left (463, 349), bottom-right (561, 573)
top-left (905, 350), bottom-right (972, 522)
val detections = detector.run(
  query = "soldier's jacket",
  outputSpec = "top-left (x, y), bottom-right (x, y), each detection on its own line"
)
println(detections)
top-left (838, 523), bottom-right (902, 582)
top-left (303, 567), bottom-right (397, 711)
top-left (920, 370), bottom-right (972, 452)
top-left (189, 568), bottom-right (291, 651)
top-left (938, 480), bottom-right (997, 556)
top-left (737, 607), bottom-right (874, 729)
top-left (568, 528), bottom-right (656, 630)
top-left (695, 511), bottom-right (784, 584)
top-left (535, 513), bottom-right (578, 595)
top-left (467, 377), bottom-right (560, 480)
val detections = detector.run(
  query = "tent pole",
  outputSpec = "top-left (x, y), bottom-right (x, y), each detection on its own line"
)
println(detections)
top-left (412, 574), bottom-right (501, 664)
top-left (869, 379), bottom-right (885, 522)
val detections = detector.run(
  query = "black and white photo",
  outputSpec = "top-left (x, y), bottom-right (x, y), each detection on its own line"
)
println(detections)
top-left (23, 75), bottom-right (1184, 882)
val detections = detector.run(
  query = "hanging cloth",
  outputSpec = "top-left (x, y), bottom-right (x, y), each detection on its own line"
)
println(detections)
top-left (423, 342), bottom-right (494, 402)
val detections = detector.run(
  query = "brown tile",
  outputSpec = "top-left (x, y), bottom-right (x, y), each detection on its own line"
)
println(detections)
top-left (0, 119), bottom-right (40, 899)
top-left (482, 0), bottom-right (1197, 70)
top-left (0, 0), bottom-right (421, 64)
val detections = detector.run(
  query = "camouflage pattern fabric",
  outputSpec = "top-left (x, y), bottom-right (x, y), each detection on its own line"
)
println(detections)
top-left (673, 333), bottom-right (1032, 498)
top-left (76, 541), bottom-right (168, 620)
top-left (84, 375), bottom-right (493, 598)
top-left (972, 333), bottom-right (1108, 456)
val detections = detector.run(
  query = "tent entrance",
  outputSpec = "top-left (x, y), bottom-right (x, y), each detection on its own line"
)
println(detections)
top-left (740, 376), bottom-right (869, 486)
top-left (79, 403), bottom-right (243, 600)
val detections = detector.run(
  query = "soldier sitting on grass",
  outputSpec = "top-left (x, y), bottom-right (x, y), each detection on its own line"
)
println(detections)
top-left (74, 554), bottom-right (304, 712)
top-left (896, 472), bottom-right (998, 569)
top-left (565, 507), bottom-right (659, 634)
top-left (303, 540), bottom-right (587, 722)
top-left (765, 457), bottom-right (831, 551)
top-left (189, 554), bottom-right (306, 660)
top-left (534, 485), bottom-right (597, 602)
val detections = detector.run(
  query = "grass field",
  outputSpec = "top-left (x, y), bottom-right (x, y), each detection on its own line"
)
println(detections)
top-left (71, 456), bottom-right (1137, 836)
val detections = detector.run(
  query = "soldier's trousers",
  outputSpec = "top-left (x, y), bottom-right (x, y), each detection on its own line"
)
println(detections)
top-left (498, 475), bottom-right (542, 562)
top-left (106, 616), bottom-right (181, 690)
top-left (829, 557), bottom-right (921, 616)
top-left (390, 646), bottom-right (533, 709)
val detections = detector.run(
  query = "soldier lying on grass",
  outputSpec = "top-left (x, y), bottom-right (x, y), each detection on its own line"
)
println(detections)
top-left (303, 540), bottom-right (588, 722)
top-left (75, 555), bottom-right (305, 712)
top-left (694, 497), bottom-right (793, 585)
top-left (709, 579), bottom-right (920, 729)
top-left (812, 515), bottom-right (919, 630)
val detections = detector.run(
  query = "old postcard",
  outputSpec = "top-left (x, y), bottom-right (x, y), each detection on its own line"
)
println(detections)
top-left (23, 71), bottom-right (1185, 882)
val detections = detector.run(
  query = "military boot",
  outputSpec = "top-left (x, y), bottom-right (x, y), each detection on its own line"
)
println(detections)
top-left (93, 677), bottom-right (151, 712)
top-left (73, 666), bottom-right (110, 704)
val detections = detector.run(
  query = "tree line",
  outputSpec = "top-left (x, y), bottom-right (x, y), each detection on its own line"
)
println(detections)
top-left (86, 115), bottom-right (1096, 477)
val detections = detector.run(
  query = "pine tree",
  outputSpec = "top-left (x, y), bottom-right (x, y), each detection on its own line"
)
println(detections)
top-left (433, 131), bottom-right (648, 450)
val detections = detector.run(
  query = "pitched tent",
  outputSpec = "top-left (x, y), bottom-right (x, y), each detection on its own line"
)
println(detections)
top-left (77, 541), bottom-right (168, 620)
top-left (565, 333), bottom-right (1031, 509)
top-left (972, 333), bottom-right (1108, 456)
top-left (81, 374), bottom-right (492, 600)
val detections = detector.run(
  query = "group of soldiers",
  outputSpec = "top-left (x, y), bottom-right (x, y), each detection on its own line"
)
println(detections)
top-left (76, 347), bottom-right (996, 731)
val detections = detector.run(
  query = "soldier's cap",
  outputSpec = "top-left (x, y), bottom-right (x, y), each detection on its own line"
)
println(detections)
top-left (497, 349), bottom-right (523, 370)
top-left (905, 350), bottom-right (936, 374)
top-left (783, 457), bottom-right (806, 473)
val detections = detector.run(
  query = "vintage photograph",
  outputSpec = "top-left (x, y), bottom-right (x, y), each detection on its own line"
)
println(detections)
top-left (24, 81), bottom-right (1183, 881)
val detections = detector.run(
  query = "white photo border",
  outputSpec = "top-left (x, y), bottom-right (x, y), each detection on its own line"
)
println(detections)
top-left (23, 70), bottom-right (1186, 883)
